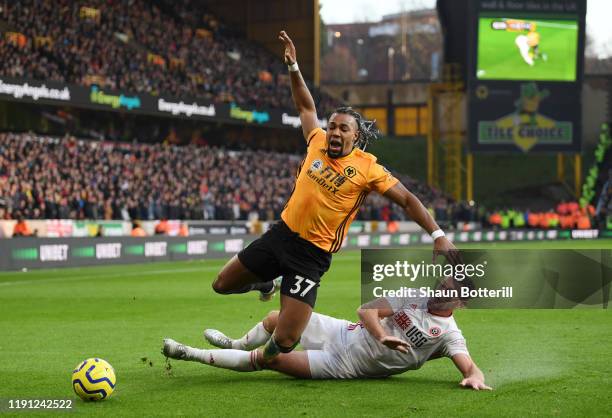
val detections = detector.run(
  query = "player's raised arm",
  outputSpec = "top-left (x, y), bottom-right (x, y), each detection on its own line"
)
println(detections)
top-left (383, 182), bottom-right (461, 265)
top-left (278, 30), bottom-right (319, 140)
top-left (452, 353), bottom-right (492, 391)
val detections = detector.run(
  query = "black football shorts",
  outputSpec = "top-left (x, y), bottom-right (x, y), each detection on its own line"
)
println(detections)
top-left (237, 221), bottom-right (332, 307)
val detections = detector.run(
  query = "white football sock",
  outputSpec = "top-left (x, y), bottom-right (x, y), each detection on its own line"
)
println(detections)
top-left (232, 322), bottom-right (271, 350)
top-left (185, 347), bottom-right (260, 372)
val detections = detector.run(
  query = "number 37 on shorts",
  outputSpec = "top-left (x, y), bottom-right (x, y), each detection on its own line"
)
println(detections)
top-left (280, 274), bottom-right (320, 307)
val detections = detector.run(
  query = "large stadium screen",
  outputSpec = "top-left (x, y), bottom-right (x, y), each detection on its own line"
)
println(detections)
top-left (476, 15), bottom-right (579, 82)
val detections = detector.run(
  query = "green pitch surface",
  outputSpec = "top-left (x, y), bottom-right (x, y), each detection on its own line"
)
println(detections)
top-left (477, 17), bottom-right (578, 81)
top-left (1, 240), bottom-right (611, 417)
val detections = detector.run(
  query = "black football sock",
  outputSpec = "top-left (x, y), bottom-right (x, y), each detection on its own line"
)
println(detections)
top-left (253, 281), bottom-right (275, 294)
top-left (222, 281), bottom-right (274, 294)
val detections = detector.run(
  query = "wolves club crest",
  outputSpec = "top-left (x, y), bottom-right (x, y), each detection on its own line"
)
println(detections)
top-left (344, 166), bottom-right (357, 178)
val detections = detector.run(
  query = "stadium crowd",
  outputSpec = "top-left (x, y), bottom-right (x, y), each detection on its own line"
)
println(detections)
top-left (0, 0), bottom-right (337, 112)
top-left (485, 202), bottom-right (598, 230)
top-left (0, 132), bottom-right (454, 223)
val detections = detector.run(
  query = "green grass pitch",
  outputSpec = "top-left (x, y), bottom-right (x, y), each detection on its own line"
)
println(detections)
top-left (477, 17), bottom-right (578, 81)
top-left (1, 240), bottom-right (611, 417)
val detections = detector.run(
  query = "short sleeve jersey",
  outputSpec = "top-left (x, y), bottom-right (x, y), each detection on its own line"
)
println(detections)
top-left (344, 297), bottom-right (469, 378)
top-left (281, 128), bottom-right (398, 252)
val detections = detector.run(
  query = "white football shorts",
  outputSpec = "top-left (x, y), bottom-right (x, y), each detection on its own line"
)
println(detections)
top-left (303, 313), bottom-right (358, 379)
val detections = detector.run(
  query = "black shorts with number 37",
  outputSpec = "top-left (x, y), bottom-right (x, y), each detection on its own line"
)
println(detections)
top-left (237, 221), bottom-right (332, 307)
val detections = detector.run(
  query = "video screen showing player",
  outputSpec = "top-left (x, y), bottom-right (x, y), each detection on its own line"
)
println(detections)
top-left (476, 16), bottom-right (579, 81)
top-left (513, 23), bottom-right (545, 66)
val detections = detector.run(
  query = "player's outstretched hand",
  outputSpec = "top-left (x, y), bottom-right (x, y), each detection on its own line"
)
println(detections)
top-left (433, 236), bottom-right (462, 266)
top-left (379, 336), bottom-right (410, 353)
top-left (278, 30), bottom-right (297, 65)
top-left (459, 377), bottom-right (493, 391)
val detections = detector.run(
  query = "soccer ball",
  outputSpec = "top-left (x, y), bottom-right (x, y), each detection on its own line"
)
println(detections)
top-left (71, 358), bottom-right (116, 401)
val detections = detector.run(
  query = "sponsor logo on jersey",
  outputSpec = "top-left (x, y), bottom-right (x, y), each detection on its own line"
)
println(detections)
top-left (306, 162), bottom-right (347, 195)
top-left (393, 311), bottom-right (412, 330)
top-left (405, 325), bottom-right (428, 348)
top-left (394, 311), bottom-right (429, 347)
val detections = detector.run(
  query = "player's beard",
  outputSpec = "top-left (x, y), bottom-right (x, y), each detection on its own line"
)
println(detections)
top-left (327, 137), bottom-right (355, 159)
top-left (327, 147), bottom-right (342, 159)
top-left (327, 138), bottom-right (344, 159)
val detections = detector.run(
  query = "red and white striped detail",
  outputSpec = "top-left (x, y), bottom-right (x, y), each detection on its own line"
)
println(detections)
top-left (249, 351), bottom-right (260, 371)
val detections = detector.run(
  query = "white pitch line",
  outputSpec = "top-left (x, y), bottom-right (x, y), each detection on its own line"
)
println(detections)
top-left (0, 266), bottom-right (218, 287)
top-left (0, 254), bottom-right (362, 287)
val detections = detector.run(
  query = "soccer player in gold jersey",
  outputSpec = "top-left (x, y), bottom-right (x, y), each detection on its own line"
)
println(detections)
top-left (210, 31), bottom-right (458, 366)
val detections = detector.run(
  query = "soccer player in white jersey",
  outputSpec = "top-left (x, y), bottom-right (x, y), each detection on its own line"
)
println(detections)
top-left (515, 29), bottom-right (542, 66)
top-left (163, 278), bottom-right (491, 390)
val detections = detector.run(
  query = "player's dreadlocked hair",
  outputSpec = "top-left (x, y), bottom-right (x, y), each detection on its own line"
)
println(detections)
top-left (332, 106), bottom-right (381, 151)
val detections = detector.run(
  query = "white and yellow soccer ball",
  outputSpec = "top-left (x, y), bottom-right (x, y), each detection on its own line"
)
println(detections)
top-left (72, 358), bottom-right (116, 401)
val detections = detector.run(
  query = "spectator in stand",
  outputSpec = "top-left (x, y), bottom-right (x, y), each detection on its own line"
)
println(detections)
top-left (512, 211), bottom-right (526, 228)
top-left (577, 212), bottom-right (591, 229)
top-left (556, 200), bottom-right (569, 216)
top-left (538, 211), bottom-right (551, 229)
top-left (499, 210), bottom-right (511, 229)
top-left (548, 211), bottom-right (560, 228)
top-left (130, 221), bottom-right (146, 237)
top-left (527, 211), bottom-right (540, 228)
top-left (155, 217), bottom-right (170, 235)
top-left (488, 211), bottom-right (502, 229)
top-left (12, 215), bottom-right (32, 237)
top-left (178, 223), bottom-right (189, 237)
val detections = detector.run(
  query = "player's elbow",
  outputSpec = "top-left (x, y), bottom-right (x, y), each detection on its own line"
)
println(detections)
top-left (297, 106), bottom-right (317, 120)
top-left (401, 195), bottom-right (418, 212)
top-left (356, 307), bottom-right (371, 321)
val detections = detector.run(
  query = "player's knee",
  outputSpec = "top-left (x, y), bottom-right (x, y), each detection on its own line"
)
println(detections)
top-left (212, 274), bottom-right (229, 294)
top-left (263, 310), bottom-right (280, 333)
top-left (273, 332), bottom-right (300, 349)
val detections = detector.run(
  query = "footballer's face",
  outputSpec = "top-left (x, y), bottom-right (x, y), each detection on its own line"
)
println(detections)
top-left (427, 277), bottom-right (465, 313)
top-left (326, 113), bottom-right (359, 159)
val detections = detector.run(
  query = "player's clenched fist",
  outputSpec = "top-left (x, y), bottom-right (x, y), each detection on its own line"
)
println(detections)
top-left (278, 30), bottom-right (296, 65)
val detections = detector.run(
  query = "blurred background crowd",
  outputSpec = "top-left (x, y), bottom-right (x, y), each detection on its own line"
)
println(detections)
top-left (4, 130), bottom-right (607, 236)
top-left (0, 132), bottom-right (460, 225)
top-left (0, 0), bottom-right (337, 113)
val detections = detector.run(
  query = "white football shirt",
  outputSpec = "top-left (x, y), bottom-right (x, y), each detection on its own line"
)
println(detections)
top-left (343, 297), bottom-right (469, 378)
